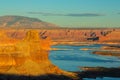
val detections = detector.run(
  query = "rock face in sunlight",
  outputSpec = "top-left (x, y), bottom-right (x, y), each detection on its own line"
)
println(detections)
top-left (100, 31), bottom-right (120, 43)
top-left (4, 29), bottom-right (115, 43)
top-left (0, 30), bottom-right (75, 77)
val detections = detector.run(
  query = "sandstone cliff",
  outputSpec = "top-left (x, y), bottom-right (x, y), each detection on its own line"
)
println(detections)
top-left (0, 30), bottom-right (75, 77)
top-left (4, 29), bottom-right (114, 43)
top-left (100, 30), bottom-right (120, 43)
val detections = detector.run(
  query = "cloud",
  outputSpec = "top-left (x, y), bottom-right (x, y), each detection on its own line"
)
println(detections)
top-left (28, 12), bottom-right (63, 16)
top-left (28, 12), bottom-right (104, 17)
top-left (66, 13), bottom-right (103, 17)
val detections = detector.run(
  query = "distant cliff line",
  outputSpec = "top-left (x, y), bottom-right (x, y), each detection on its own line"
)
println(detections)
top-left (0, 28), bottom-right (119, 43)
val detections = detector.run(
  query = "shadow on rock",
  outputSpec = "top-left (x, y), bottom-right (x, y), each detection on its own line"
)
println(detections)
top-left (77, 67), bottom-right (120, 79)
top-left (0, 74), bottom-right (81, 80)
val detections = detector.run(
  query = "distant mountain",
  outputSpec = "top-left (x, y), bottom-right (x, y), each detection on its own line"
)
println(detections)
top-left (0, 15), bottom-right (59, 28)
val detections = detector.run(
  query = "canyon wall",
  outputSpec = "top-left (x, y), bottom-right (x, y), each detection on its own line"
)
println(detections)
top-left (100, 30), bottom-right (120, 43)
top-left (2, 28), bottom-right (115, 42)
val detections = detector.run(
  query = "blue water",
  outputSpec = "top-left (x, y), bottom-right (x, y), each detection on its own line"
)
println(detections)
top-left (49, 44), bottom-right (120, 80)
top-left (49, 44), bottom-right (120, 71)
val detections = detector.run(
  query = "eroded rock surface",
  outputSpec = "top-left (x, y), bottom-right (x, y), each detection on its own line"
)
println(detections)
top-left (0, 30), bottom-right (75, 77)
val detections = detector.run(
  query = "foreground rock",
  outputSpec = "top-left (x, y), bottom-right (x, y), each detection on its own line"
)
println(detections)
top-left (0, 30), bottom-right (76, 79)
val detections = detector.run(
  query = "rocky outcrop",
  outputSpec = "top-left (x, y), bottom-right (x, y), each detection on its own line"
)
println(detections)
top-left (0, 30), bottom-right (75, 77)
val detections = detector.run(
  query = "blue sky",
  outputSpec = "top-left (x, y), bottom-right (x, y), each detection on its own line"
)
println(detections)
top-left (0, 0), bottom-right (120, 28)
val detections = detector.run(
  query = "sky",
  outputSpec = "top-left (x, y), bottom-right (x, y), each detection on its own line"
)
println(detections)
top-left (0, 0), bottom-right (120, 28)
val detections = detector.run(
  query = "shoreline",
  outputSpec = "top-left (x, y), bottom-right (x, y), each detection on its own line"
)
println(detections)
top-left (0, 67), bottom-right (120, 80)
top-left (52, 41), bottom-right (120, 46)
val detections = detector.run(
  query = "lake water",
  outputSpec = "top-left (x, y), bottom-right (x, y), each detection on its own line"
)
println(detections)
top-left (49, 44), bottom-right (120, 80)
